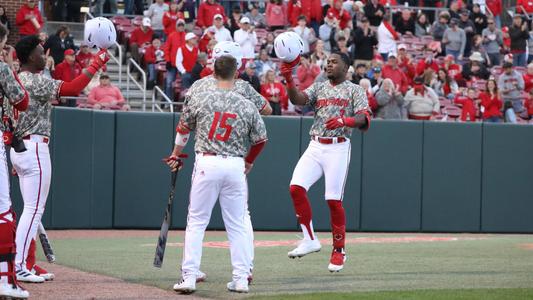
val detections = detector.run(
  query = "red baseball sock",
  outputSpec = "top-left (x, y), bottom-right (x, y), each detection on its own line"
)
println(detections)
top-left (289, 185), bottom-right (315, 240)
top-left (327, 200), bottom-right (346, 249)
top-left (26, 239), bottom-right (36, 271)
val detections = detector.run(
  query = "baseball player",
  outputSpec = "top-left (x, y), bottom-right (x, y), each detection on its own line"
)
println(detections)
top-left (10, 35), bottom-right (109, 283)
top-left (183, 41), bottom-right (271, 284)
top-left (169, 55), bottom-right (267, 294)
top-left (0, 24), bottom-right (30, 299)
top-left (281, 52), bottom-right (371, 272)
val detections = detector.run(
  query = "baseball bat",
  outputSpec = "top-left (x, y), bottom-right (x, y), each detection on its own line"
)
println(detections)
top-left (38, 223), bottom-right (56, 263)
top-left (153, 170), bottom-right (179, 268)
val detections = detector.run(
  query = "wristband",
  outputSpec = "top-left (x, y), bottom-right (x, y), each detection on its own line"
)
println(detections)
top-left (175, 131), bottom-right (190, 146)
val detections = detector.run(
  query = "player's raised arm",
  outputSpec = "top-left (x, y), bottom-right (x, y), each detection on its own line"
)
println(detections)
top-left (275, 32), bottom-right (309, 106)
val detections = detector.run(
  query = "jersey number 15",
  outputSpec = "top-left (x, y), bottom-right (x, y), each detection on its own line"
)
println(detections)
top-left (208, 112), bottom-right (237, 142)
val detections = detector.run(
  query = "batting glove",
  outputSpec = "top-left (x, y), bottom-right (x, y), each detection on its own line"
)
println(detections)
top-left (163, 153), bottom-right (188, 171)
top-left (325, 116), bottom-right (356, 130)
top-left (87, 49), bottom-right (110, 75)
top-left (280, 56), bottom-right (301, 86)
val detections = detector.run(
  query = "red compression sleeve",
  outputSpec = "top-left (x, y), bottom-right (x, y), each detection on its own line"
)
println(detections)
top-left (59, 71), bottom-right (92, 97)
top-left (245, 140), bottom-right (267, 164)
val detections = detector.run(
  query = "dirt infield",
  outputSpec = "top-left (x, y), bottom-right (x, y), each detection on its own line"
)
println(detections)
top-left (25, 263), bottom-right (205, 300)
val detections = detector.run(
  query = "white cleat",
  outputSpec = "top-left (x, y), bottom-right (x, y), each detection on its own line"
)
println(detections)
top-left (288, 239), bottom-right (321, 258)
top-left (196, 270), bottom-right (207, 283)
top-left (0, 283), bottom-right (29, 299)
top-left (227, 280), bottom-right (249, 293)
top-left (173, 277), bottom-right (196, 294)
top-left (31, 266), bottom-right (54, 281)
top-left (16, 269), bottom-right (44, 283)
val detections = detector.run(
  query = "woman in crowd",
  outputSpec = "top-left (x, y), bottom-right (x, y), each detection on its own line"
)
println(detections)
top-left (479, 78), bottom-right (503, 122)
top-left (260, 32), bottom-right (277, 58)
top-left (260, 69), bottom-right (287, 115)
top-left (415, 13), bottom-right (431, 37)
top-left (0, 6), bottom-right (10, 30)
top-left (311, 40), bottom-right (328, 67)
top-left (375, 78), bottom-right (405, 119)
top-left (432, 69), bottom-right (459, 99)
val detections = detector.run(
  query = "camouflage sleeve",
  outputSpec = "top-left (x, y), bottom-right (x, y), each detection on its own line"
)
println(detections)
top-left (178, 97), bottom-right (198, 131)
top-left (242, 80), bottom-right (268, 111)
top-left (303, 81), bottom-right (319, 107)
top-left (31, 74), bottom-right (62, 103)
top-left (249, 106), bottom-right (268, 145)
top-left (0, 62), bottom-right (26, 105)
top-left (352, 85), bottom-right (370, 114)
top-left (184, 79), bottom-right (200, 106)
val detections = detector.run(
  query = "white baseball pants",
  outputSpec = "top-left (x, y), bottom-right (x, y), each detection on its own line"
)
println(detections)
top-left (181, 155), bottom-right (251, 282)
top-left (0, 132), bottom-right (15, 284)
top-left (10, 136), bottom-right (51, 271)
top-left (290, 139), bottom-right (351, 200)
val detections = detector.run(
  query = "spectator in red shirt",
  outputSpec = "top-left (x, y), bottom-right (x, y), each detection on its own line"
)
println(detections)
top-left (524, 63), bottom-right (533, 93)
top-left (130, 18), bottom-right (154, 67)
top-left (144, 38), bottom-right (164, 89)
top-left (327, 0), bottom-right (351, 30)
top-left (199, 27), bottom-right (216, 53)
top-left (517, 0), bottom-right (533, 14)
top-left (480, 78), bottom-right (503, 122)
top-left (197, 0), bottom-right (226, 29)
top-left (76, 44), bottom-right (93, 69)
top-left (53, 49), bottom-right (83, 105)
top-left (382, 52), bottom-right (409, 94)
top-left (441, 54), bottom-right (462, 81)
top-left (454, 88), bottom-right (477, 122)
top-left (526, 89), bottom-right (533, 120)
top-left (163, 18), bottom-right (186, 99)
top-left (396, 44), bottom-right (416, 83)
top-left (296, 54), bottom-right (321, 91)
top-left (15, 0), bottom-right (43, 37)
top-left (261, 69), bottom-right (288, 115)
top-left (288, 0), bottom-right (322, 32)
top-left (162, 2), bottom-right (184, 37)
top-left (486, 0), bottom-right (502, 28)
top-left (266, 0), bottom-right (287, 31)
top-left (176, 32), bottom-right (199, 90)
top-left (416, 49), bottom-right (439, 76)
top-left (87, 74), bottom-right (129, 111)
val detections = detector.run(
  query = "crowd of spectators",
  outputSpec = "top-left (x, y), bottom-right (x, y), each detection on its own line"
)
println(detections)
top-left (2, 0), bottom-right (533, 122)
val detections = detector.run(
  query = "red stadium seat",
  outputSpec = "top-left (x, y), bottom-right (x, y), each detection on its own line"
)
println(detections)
top-left (112, 16), bottom-right (131, 26)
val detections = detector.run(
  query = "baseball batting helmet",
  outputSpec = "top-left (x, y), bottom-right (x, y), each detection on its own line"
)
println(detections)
top-left (84, 17), bottom-right (117, 49)
top-left (212, 41), bottom-right (244, 70)
top-left (274, 31), bottom-right (304, 63)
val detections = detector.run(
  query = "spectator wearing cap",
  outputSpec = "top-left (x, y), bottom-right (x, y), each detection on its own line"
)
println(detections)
top-left (266, 0), bottom-right (287, 31)
top-left (442, 18), bottom-right (466, 60)
top-left (246, 4), bottom-right (267, 28)
top-left (297, 53), bottom-right (321, 90)
top-left (479, 78), bottom-right (503, 122)
top-left (327, 0), bottom-right (352, 30)
top-left (129, 18), bottom-right (154, 66)
top-left (146, 0), bottom-right (169, 41)
top-left (190, 53), bottom-right (208, 86)
top-left (369, 66), bottom-right (383, 89)
top-left (364, 0), bottom-right (385, 27)
top-left (197, 0), bottom-right (225, 29)
top-left (76, 44), bottom-right (94, 69)
top-left (482, 17), bottom-right (503, 67)
top-left (382, 52), bottom-right (409, 94)
top-left (403, 76), bottom-right (440, 120)
top-left (261, 69), bottom-right (288, 115)
top-left (292, 15), bottom-right (317, 55)
top-left (523, 63), bottom-right (533, 92)
top-left (458, 9), bottom-right (476, 57)
top-left (256, 49), bottom-right (278, 77)
top-left (234, 17), bottom-right (258, 60)
top-left (87, 74), bottom-right (129, 111)
top-left (416, 45), bottom-right (440, 76)
top-left (462, 51), bottom-right (490, 81)
top-left (287, 0), bottom-right (322, 33)
top-left (176, 32), bottom-right (199, 90)
top-left (162, 1), bottom-right (184, 37)
top-left (375, 78), bottom-right (405, 120)
top-left (43, 25), bottom-right (76, 65)
top-left (486, 0), bottom-right (502, 28)
top-left (16, 0), bottom-right (43, 37)
top-left (319, 12), bottom-right (337, 52)
top-left (163, 18), bottom-right (186, 98)
top-left (240, 61), bottom-right (261, 92)
top-left (509, 15), bottom-right (529, 67)
top-left (352, 17), bottom-right (377, 67)
top-left (394, 9), bottom-right (416, 36)
top-left (431, 11), bottom-right (450, 42)
top-left (208, 14), bottom-right (233, 42)
top-left (498, 62), bottom-right (525, 113)
top-left (352, 64), bottom-right (368, 84)
top-left (397, 44), bottom-right (416, 82)
top-left (415, 13), bottom-right (431, 37)
top-left (144, 37), bottom-right (164, 89)
top-left (440, 54), bottom-right (462, 81)
top-left (54, 49), bottom-right (83, 105)
top-left (199, 27), bottom-right (216, 53)
top-left (377, 18), bottom-right (399, 61)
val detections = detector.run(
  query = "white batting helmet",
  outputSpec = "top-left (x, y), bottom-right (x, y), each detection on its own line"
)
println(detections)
top-left (274, 31), bottom-right (304, 63)
top-left (84, 17), bottom-right (117, 49)
top-left (212, 41), bottom-right (244, 70)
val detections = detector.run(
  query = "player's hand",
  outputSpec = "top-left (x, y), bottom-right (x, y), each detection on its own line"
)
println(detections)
top-left (325, 116), bottom-right (346, 130)
top-left (244, 162), bottom-right (253, 175)
top-left (280, 56), bottom-right (301, 80)
top-left (163, 153), bottom-right (188, 172)
top-left (92, 49), bottom-right (111, 69)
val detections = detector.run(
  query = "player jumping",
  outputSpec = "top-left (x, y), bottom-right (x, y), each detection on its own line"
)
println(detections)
top-left (168, 55), bottom-right (267, 294)
top-left (281, 52), bottom-right (371, 272)
top-left (11, 35), bottom-right (109, 283)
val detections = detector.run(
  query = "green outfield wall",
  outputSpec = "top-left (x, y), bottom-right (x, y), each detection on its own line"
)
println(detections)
top-left (11, 108), bottom-right (533, 233)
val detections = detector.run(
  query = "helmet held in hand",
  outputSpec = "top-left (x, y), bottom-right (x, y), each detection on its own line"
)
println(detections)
top-left (274, 31), bottom-right (304, 63)
top-left (84, 17), bottom-right (117, 49)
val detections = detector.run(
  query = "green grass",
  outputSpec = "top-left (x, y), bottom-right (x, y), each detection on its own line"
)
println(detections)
top-left (40, 232), bottom-right (533, 299)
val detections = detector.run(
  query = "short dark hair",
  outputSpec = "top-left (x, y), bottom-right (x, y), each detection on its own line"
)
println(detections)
top-left (0, 23), bottom-right (8, 41)
top-left (56, 25), bottom-right (69, 36)
top-left (330, 51), bottom-right (351, 68)
top-left (297, 15), bottom-right (307, 22)
top-left (214, 56), bottom-right (237, 80)
top-left (15, 35), bottom-right (41, 64)
top-left (100, 74), bottom-right (110, 79)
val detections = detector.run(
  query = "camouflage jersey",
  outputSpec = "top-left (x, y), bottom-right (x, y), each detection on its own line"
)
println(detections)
top-left (14, 71), bottom-right (62, 138)
top-left (0, 62), bottom-right (27, 132)
top-left (179, 87), bottom-right (268, 158)
top-left (185, 75), bottom-right (268, 112)
top-left (304, 79), bottom-right (370, 137)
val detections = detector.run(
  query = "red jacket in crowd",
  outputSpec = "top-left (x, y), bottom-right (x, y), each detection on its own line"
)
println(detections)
top-left (76, 52), bottom-right (94, 69)
top-left (179, 45), bottom-right (199, 73)
top-left (486, 0), bottom-right (502, 16)
top-left (454, 95), bottom-right (477, 122)
top-left (162, 11), bottom-right (184, 37)
top-left (382, 65), bottom-right (409, 94)
top-left (517, 0), bottom-right (533, 13)
top-left (163, 31), bottom-right (186, 67)
top-left (527, 96), bottom-right (533, 116)
top-left (397, 56), bottom-right (416, 82)
top-left (379, 0), bottom-right (397, 5)
top-left (441, 62), bottom-right (463, 80)
top-left (261, 82), bottom-right (288, 110)
top-left (288, 0), bottom-right (322, 27)
top-left (197, 1), bottom-right (225, 28)
top-left (416, 59), bottom-right (439, 76)
top-left (198, 33), bottom-right (213, 53)
top-left (265, 2), bottom-right (287, 28)
top-left (296, 64), bottom-right (321, 91)
top-left (200, 67), bottom-right (213, 78)
top-left (327, 6), bottom-right (351, 30)
top-left (16, 4), bottom-right (44, 36)
top-left (523, 73), bottom-right (533, 92)
top-left (144, 45), bottom-right (158, 64)
top-left (479, 92), bottom-right (503, 119)
top-left (53, 61), bottom-right (82, 96)
top-left (129, 27), bottom-right (154, 46)
top-left (367, 91), bottom-right (378, 112)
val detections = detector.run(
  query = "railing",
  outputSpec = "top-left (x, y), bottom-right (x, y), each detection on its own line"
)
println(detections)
top-left (127, 58), bottom-right (147, 110)
top-left (152, 86), bottom-right (174, 113)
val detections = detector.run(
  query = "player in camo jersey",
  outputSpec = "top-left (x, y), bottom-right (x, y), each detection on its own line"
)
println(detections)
top-left (9, 35), bottom-right (109, 284)
top-left (169, 56), bottom-right (267, 294)
top-left (281, 52), bottom-right (371, 272)
top-left (0, 23), bottom-right (31, 299)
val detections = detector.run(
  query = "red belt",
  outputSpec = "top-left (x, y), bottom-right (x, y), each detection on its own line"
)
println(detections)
top-left (312, 136), bottom-right (346, 144)
top-left (23, 135), bottom-right (49, 144)
top-left (408, 114), bottom-right (431, 120)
